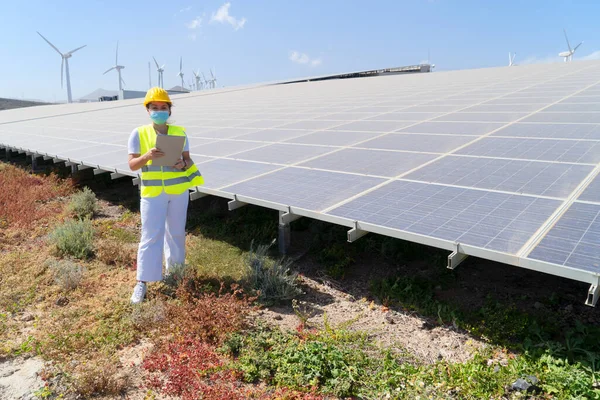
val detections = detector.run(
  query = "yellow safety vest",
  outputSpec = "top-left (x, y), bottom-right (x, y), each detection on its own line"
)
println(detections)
top-left (138, 124), bottom-right (204, 198)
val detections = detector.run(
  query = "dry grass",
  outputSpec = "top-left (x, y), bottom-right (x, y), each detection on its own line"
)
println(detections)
top-left (0, 162), bottom-right (73, 228)
top-left (70, 355), bottom-right (129, 396)
top-left (95, 238), bottom-right (136, 267)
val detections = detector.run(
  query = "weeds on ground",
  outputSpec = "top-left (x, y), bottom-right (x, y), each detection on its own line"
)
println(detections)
top-left (162, 282), bottom-right (255, 345)
top-left (95, 238), bottom-right (136, 267)
top-left (186, 235), bottom-right (247, 283)
top-left (247, 241), bottom-right (302, 304)
top-left (48, 219), bottom-right (95, 259)
top-left (46, 259), bottom-right (85, 292)
top-left (0, 162), bottom-right (72, 228)
top-left (67, 187), bottom-right (99, 219)
top-left (70, 355), bottom-right (129, 396)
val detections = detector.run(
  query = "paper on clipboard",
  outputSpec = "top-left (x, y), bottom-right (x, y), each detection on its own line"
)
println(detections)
top-left (152, 135), bottom-right (186, 167)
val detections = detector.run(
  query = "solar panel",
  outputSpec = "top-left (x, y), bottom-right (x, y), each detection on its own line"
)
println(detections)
top-left (2, 60), bottom-right (600, 305)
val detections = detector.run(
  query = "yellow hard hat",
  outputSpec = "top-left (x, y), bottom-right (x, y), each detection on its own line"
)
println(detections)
top-left (143, 87), bottom-right (172, 107)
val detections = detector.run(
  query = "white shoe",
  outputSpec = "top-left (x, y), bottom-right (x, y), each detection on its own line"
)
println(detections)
top-left (130, 282), bottom-right (147, 304)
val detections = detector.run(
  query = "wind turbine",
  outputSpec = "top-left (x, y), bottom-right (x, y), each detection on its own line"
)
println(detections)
top-left (202, 72), bottom-right (210, 89)
top-left (193, 70), bottom-right (203, 90)
top-left (177, 57), bottom-right (185, 89)
top-left (103, 41), bottom-right (126, 92)
top-left (153, 56), bottom-right (165, 88)
top-left (559, 29), bottom-right (583, 62)
top-left (508, 52), bottom-right (517, 66)
top-left (37, 31), bottom-right (86, 103)
top-left (210, 68), bottom-right (217, 89)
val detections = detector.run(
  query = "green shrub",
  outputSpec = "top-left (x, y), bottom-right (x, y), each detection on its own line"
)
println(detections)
top-left (49, 219), bottom-right (95, 259)
top-left (67, 187), bottom-right (99, 219)
top-left (46, 259), bottom-right (85, 291)
top-left (246, 242), bottom-right (301, 304)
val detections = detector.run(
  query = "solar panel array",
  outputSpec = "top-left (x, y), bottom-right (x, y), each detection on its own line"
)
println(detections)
top-left (1, 61), bottom-right (600, 303)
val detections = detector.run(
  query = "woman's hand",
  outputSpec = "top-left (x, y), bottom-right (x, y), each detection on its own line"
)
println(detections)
top-left (144, 147), bottom-right (165, 161)
top-left (173, 159), bottom-right (186, 170)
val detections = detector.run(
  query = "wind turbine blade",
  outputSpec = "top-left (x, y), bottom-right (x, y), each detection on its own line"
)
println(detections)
top-left (563, 29), bottom-right (572, 53)
top-left (103, 66), bottom-right (116, 75)
top-left (37, 31), bottom-right (63, 56)
top-left (153, 56), bottom-right (160, 69)
top-left (61, 58), bottom-right (64, 88)
top-left (116, 41), bottom-right (119, 65)
top-left (121, 76), bottom-right (126, 87)
top-left (67, 45), bottom-right (86, 55)
top-left (574, 42), bottom-right (583, 52)
top-left (180, 56), bottom-right (182, 72)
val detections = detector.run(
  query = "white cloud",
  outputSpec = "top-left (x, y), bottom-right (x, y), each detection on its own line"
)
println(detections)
top-left (174, 6), bottom-right (192, 17)
top-left (186, 15), bottom-right (203, 29)
top-left (210, 3), bottom-right (246, 31)
top-left (289, 51), bottom-right (322, 67)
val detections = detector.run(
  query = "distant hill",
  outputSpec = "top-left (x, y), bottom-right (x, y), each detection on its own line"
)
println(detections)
top-left (168, 86), bottom-right (190, 93)
top-left (0, 98), bottom-right (52, 111)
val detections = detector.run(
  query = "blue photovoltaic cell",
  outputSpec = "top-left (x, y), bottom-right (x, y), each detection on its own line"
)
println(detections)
top-left (528, 202), bottom-right (600, 274)
top-left (328, 180), bottom-right (561, 254)
top-left (578, 174), bottom-right (600, 203)
top-left (299, 148), bottom-right (437, 177)
top-left (456, 137), bottom-right (600, 164)
top-left (491, 123), bottom-right (600, 140)
top-left (405, 155), bottom-right (593, 198)
top-left (223, 167), bottom-right (385, 211)
top-left (396, 121), bottom-right (505, 135)
top-left (195, 159), bottom-right (280, 189)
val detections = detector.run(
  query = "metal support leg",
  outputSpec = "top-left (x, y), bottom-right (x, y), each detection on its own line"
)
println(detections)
top-left (77, 164), bottom-right (92, 171)
top-left (228, 195), bottom-right (247, 211)
top-left (278, 221), bottom-right (291, 255)
top-left (31, 155), bottom-right (37, 172)
top-left (447, 243), bottom-right (468, 270)
top-left (71, 164), bottom-right (78, 174)
top-left (110, 172), bottom-right (127, 179)
top-left (190, 189), bottom-right (206, 201)
top-left (585, 277), bottom-right (600, 307)
top-left (6, 149), bottom-right (11, 161)
top-left (347, 221), bottom-right (368, 243)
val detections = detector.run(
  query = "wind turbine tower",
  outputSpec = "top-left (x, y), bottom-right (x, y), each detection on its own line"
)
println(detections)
top-left (193, 70), bottom-right (202, 90)
top-left (559, 29), bottom-right (583, 62)
top-left (103, 41), bottom-right (126, 91)
top-left (37, 31), bottom-right (86, 103)
top-left (177, 57), bottom-right (185, 89)
top-left (153, 57), bottom-right (165, 88)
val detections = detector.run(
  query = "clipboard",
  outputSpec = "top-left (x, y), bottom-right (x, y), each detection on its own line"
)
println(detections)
top-left (152, 135), bottom-right (185, 167)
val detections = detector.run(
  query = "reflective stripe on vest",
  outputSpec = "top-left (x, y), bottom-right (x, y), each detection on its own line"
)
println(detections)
top-left (137, 124), bottom-right (204, 197)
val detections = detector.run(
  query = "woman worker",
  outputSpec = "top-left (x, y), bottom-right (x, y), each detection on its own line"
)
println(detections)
top-left (127, 87), bottom-right (204, 304)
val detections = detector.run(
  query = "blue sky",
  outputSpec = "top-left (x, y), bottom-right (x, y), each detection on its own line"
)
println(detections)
top-left (1, 0), bottom-right (599, 102)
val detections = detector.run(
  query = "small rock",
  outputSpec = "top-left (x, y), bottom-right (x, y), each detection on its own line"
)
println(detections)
top-left (273, 315), bottom-right (283, 321)
top-left (55, 296), bottom-right (69, 307)
top-left (493, 365), bottom-right (500, 373)
top-left (20, 313), bottom-right (34, 322)
top-left (0, 368), bottom-right (16, 378)
top-left (526, 375), bottom-right (539, 385)
top-left (434, 285), bottom-right (442, 291)
top-left (511, 378), bottom-right (531, 391)
top-left (384, 312), bottom-right (396, 325)
top-left (533, 302), bottom-right (544, 310)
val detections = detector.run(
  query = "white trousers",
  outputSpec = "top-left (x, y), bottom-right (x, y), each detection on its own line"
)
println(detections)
top-left (137, 191), bottom-right (189, 282)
